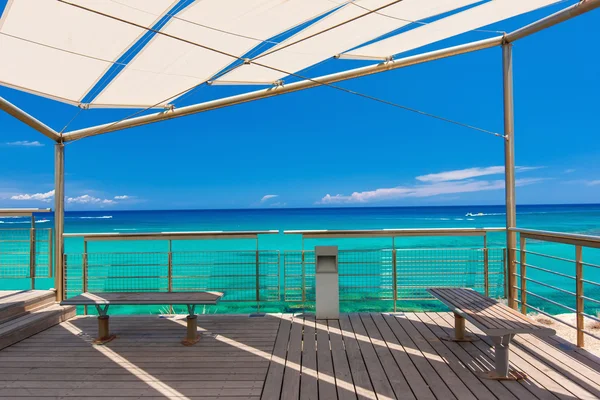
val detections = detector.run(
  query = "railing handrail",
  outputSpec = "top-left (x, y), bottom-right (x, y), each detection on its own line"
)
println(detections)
top-left (0, 208), bottom-right (51, 217)
top-left (284, 227), bottom-right (505, 238)
top-left (510, 228), bottom-right (600, 248)
top-left (64, 230), bottom-right (280, 241)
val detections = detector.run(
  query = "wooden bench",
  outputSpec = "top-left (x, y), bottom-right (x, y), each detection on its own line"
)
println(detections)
top-left (61, 292), bottom-right (223, 345)
top-left (428, 288), bottom-right (556, 380)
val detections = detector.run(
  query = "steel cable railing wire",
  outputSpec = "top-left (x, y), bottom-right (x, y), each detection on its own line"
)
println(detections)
top-left (55, 0), bottom-right (504, 142)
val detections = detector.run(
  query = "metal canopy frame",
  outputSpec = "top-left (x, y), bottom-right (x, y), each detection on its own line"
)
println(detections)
top-left (0, 0), bottom-right (597, 302)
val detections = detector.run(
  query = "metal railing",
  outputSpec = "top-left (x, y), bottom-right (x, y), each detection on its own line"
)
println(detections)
top-left (511, 228), bottom-right (600, 348)
top-left (0, 227), bottom-right (53, 288)
top-left (64, 250), bottom-right (280, 306)
top-left (284, 247), bottom-right (506, 311)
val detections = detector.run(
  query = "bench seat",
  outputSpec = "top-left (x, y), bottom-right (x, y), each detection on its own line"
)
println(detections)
top-left (428, 288), bottom-right (556, 380)
top-left (61, 291), bottom-right (224, 345)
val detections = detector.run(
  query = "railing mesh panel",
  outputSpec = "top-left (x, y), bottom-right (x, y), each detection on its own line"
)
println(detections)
top-left (0, 228), bottom-right (52, 278)
top-left (65, 250), bottom-right (280, 302)
top-left (284, 248), bottom-right (505, 302)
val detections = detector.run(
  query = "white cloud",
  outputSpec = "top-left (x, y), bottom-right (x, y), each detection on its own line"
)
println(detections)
top-left (5, 140), bottom-right (44, 147)
top-left (114, 195), bottom-right (131, 200)
top-left (586, 180), bottom-right (600, 186)
top-left (260, 194), bottom-right (279, 203)
top-left (67, 195), bottom-right (116, 205)
top-left (318, 178), bottom-right (544, 205)
top-left (416, 166), bottom-right (542, 183)
top-left (564, 169), bottom-right (576, 174)
top-left (10, 190), bottom-right (54, 202)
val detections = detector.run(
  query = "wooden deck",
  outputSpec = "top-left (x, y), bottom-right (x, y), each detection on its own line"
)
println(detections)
top-left (1, 313), bottom-right (600, 399)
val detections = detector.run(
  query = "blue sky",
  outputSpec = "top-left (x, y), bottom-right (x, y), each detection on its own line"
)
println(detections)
top-left (1, 0), bottom-right (599, 210)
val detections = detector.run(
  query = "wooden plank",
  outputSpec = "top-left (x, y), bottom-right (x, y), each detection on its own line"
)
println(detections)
top-left (261, 314), bottom-right (291, 400)
top-left (512, 335), bottom-right (600, 398)
top-left (348, 313), bottom-right (396, 399)
top-left (338, 314), bottom-right (376, 400)
top-left (391, 313), bottom-right (476, 400)
top-left (426, 312), bottom-right (540, 400)
top-left (316, 318), bottom-right (337, 400)
top-left (405, 312), bottom-right (496, 400)
top-left (370, 313), bottom-right (435, 400)
top-left (436, 312), bottom-right (579, 400)
top-left (300, 316), bottom-right (318, 400)
top-left (281, 315), bottom-right (302, 400)
top-left (417, 312), bottom-right (521, 400)
top-left (328, 319), bottom-right (357, 400)
top-left (382, 313), bottom-right (456, 400)
top-left (61, 291), bottom-right (224, 306)
top-left (359, 313), bottom-right (415, 400)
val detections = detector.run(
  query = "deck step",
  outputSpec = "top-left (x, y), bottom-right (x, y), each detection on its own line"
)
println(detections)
top-left (0, 290), bottom-right (57, 325)
top-left (0, 303), bottom-right (76, 350)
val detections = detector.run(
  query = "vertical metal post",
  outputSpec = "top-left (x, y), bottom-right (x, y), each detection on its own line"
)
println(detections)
top-left (520, 236), bottom-right (527, 315)
top-left (576, 245), bottom-right (584, 348)
top-left (256, 239), bottom-right (260, 314)
top-left (168, 240), bottom-right (173, 314)
top-left (168, 240), bottom-right (173, 292)
top-left (54, 143), bottom-right (65, 302)
top-left (29, 215), bottom-right (36, 289)
top-left (503, 42), bottom-right (518, 310)
top-left (301, 237), bottom-right (306, 305)
top-left (83, 240), bottom-right (88, 315)
top-left (503, 248), bottom-right (508, 299)
top-left (392, 237), bottom-right (397, 313)
top-left (483, 233), bottom-right (489, 297)
top-left (48, 228), bottom-right (53, 278)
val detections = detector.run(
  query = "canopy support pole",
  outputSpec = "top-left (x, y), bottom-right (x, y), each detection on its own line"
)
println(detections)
top-left (61, 36), bottom-right (504, 142)
top-left (502, 43), bottom-right (517, 310)
top-left (0, 97), bottom-right (60, 142)
top-left (54, 143), bottom-right (65, 302)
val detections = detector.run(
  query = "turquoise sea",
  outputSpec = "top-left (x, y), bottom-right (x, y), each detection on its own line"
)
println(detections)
top-left (1, 204), bottom-right (599, 316)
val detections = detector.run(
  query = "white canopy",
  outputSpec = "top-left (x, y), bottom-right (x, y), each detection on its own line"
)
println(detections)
top-left (340, 0), bottom-right (561, 60)
top-left (91, 0), bottom-right (348, 108)
top-left (0, 0), bottom-right (570, 109)
top-left (213, 0), bottom-right (482, 85)
top-left (0, 0), bottom-right (176, 105)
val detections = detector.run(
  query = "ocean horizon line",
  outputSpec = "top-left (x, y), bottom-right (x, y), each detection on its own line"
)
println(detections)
top-left (30, 202), bottom-right (600, 214)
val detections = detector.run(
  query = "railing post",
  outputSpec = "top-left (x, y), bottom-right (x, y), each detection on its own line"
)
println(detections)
top-left (29, 216), bottom-right (36, 290)
top-left (83, 240), bottom-right (88, 315)
top-left (168, 240), bottom-right (173, 314)
top-left (48, 228), bottom-right (53, 278)
top-left (503, 42), bottom-right (518, 310)
top-left (168, 240), bottom-right (173, 292)
top-left (392, 248), bottom-right (397, 313)
top-left (576, 245), bottom-right (584, 348)
top-left (503, 248), bottom-right (508, 299)
top-left (301, 250), bottom-right (306, 305)
top-left (256, 248), bottom-right (260, 314)
top-left (520, 236), bottom-right (527, 315)
top-left (63, 253), bottom-right (68, 300)
top-left (483, 233), bottom-right (489, 297)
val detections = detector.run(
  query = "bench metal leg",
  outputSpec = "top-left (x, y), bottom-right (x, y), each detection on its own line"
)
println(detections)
top-left (181, 304), bottom-right (199, 346)
top-left (441, 313), bottom-right (478, 342)
top-left (480, 334), bottom-right (526, 381)
top-left (93, 305), bottom-right (116, 345)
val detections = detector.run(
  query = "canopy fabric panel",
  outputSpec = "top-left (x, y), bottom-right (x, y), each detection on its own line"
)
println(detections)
top-left (212, 0), bottom-right (481, 85)
top-left (341, 0), bottom-right (562, 60)
top-left (90, 0), bottom-right (348, 108)
top-left (0, 0), bottom-right (175, 105)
